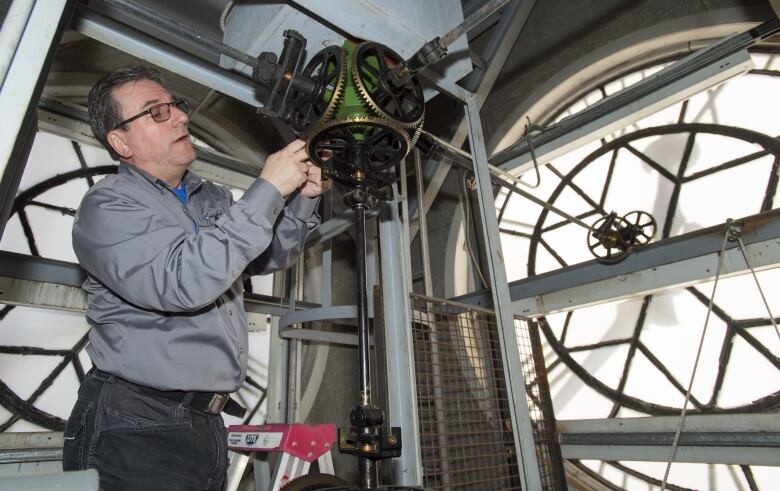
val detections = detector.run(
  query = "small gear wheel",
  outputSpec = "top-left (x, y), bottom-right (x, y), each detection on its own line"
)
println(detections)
top-left (622, 210), bottom-right (657, 246)
top-left (289, 46), bottom-right (346, 134)
top-left (587, 212), bottom-right (632, 264)
top-left (351, 41), bottom-right (425, 128)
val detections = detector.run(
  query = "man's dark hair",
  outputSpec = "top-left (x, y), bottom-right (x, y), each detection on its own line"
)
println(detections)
top-left (87, 66), bottom-right (162, 160)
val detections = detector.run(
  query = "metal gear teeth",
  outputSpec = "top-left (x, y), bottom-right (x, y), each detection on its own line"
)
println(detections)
top-left (622, 210), bottom-right (658, 242)
top-left (320, 47), bottom-right (347, 125)
top-left (351, 42), bottom-right (424, 129)
top-left (304, 114), bottom-right (412, 166)
top-left (292, 46), bottom-right (347, 136)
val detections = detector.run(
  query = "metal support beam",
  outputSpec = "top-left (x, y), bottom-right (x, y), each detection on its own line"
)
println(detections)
top-left (465, 97), bottom-right (542, 489)
top-left (558, 414), bottom-right (780, 465)
top-left (415, 0), bottom-right (534, 236)
top-left (0, 0), bottom-right (73, 241)
top-left (290, 0), bottom-right (472, 89)
top-left (0, 431), bottom-right (63, 464)
top-left (0, 251), bottom-right (316, 323)
top-left (493, 47), bottom-right (753, 173)
top-left (278, 305), bottom-right (358, 327)
top-left (277, 327), bottom-right (359, 346)
top-left (453, 209), bottom-right (780, 317)
top-left (73, 5), bottom-right (264, 108)
top-left (378, 184), bottom-right (423, 486)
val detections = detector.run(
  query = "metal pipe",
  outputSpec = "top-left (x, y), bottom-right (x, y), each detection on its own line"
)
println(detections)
top-left (98, 0), bottom-right (258, 68)
top-left (421, 129), bottom-right (597, 231)
top-left (414, 149), bottom-right (433, 297)
top-left (359, 456), bottom-right (377, 490)
top-left (439, 0), bottom-right (513, 48)
top-left (354, 201), bottom-right (378, 487)
top-left (0, 0), bottom-right (36, 88)
top-left (355, 203), bottom-right (371, 405)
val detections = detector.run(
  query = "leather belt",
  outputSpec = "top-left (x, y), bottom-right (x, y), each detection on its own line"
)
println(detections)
top-left (93, 369), bottom-right (247, 418)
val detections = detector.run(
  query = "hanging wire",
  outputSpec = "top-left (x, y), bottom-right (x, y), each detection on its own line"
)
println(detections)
top-left (734, 233), bottom-right (780, 346)
top-left (458, 168), bottom-right (489, 289)
top-left (661, 225), bottom-right (731, 489)
top-left (520, 116), bottom-right (542, 188)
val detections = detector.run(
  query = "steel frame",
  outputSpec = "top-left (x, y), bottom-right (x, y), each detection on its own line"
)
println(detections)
top-left (0, 0), bottom-right (74, 242)
top-left (558, 414), bottom-right (780, 466)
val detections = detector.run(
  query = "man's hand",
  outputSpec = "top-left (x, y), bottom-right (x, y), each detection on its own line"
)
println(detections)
top-left (260, 139), bottom-right (310, 197)
top-left (299, 163), bottom-right (331, 198)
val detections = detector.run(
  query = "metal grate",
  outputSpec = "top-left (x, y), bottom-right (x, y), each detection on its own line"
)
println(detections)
top-left (516, 319), bottom-right (567, 491)
top-left (410, 295), bottom-right (513, 490)
top-left (409, 294), bottom-right (564, 490)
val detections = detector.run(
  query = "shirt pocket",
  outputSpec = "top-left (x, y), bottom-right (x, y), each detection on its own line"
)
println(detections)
top-left (198, 207), bottom-right (224, 229)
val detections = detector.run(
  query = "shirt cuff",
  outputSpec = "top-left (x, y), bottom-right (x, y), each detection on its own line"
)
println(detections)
top-left (287, 194), bottom-right (320, 220)
top-left (241, 178), bottom-right (285, 218)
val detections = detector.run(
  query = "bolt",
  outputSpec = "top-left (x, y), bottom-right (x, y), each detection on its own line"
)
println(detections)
top-left (310, 440), bottom-right (316, 446)
top-left (324, 443), bottom-right (330, 448)
top-left (388, 435), bottom-right (398, 445)
top-left (291, 441), bottom-right (297, 447)
top-left (307, 452), bottom-right (313, 458)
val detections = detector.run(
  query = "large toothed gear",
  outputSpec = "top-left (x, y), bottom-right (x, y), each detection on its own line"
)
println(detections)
top-left (351, 42), bottom-right (425, 128)
top-left (306, 115), bottom-right (411, 179)
top-left (622, 210), bottom-right (657, 245)
top-left (289, 46), bottom-right (346, 135)
top-left (587, 210), bottom-right (657, 263)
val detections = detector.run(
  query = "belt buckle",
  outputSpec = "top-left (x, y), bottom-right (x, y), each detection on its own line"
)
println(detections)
top-left (207, 393), bottom-right (229, 414)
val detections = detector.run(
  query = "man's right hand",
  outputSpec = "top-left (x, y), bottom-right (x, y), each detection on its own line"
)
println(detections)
top-left (259, 139), bottom-right (310, 197)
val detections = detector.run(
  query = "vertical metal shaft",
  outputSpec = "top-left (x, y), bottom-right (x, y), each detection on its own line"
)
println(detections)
top-left (355, 203), bottom-right (371, 405)
top-left (354, 201), bottom-right (378, 488)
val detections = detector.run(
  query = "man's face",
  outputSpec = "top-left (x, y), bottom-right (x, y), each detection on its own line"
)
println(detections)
top-left (109, 79), bottom-right (196, 175)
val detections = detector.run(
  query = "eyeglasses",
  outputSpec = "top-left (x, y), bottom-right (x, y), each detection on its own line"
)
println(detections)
top-left (112, 98), bottom-right (189, 130)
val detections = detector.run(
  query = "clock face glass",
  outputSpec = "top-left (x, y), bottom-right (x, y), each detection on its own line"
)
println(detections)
top-left (492, 51), bottom-right (780, 488)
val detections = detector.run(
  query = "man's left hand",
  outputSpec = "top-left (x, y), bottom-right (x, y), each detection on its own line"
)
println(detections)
top-left (299, 163), bottom-right (331, 198)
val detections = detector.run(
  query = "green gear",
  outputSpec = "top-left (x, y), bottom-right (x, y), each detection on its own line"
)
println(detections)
top-left (333, 41), bottom-right (377, 122)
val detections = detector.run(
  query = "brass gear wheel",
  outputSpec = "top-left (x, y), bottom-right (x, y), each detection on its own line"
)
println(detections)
top-left (587, 213), bottom-right (632, 264)
top-left (289, 46), bottom-right (346, 135)
top-left (351, 42), bottom-right (425, 128)
top-left (306, 114), bottom-right (411, 180)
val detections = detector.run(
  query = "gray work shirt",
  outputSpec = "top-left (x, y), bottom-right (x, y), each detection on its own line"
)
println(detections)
top-left (72, 162), bottom-right (319, 392)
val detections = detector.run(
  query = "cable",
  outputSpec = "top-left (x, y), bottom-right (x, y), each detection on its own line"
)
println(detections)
top-left (660, 225), bottom-right (730, 490)
top-left (735, 234), bottom-right (780, 346)
top-left (520, 116), bottom-right (542, 188)
top-left (459, 168), bottom-right (488, 289)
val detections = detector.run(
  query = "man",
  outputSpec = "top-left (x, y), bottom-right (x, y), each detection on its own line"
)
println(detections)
top-left (62, 66), bottom-right (329, 489)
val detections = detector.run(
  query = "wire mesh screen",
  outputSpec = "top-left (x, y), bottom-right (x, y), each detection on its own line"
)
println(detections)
top-left (409, 294), bottom-right (564, 490)
top-left (516, 319), bottom-right (567, 491)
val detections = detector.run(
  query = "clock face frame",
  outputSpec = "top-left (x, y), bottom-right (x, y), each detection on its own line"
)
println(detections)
top-left (495, 53), bottom-right (780, 417)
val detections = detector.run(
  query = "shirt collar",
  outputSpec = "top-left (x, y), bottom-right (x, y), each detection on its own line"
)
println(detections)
top-left (118, 161), bottom-right (204, 193)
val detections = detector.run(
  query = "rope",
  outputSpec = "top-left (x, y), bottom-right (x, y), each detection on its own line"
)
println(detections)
top-left (660, 225), bottom-right (730, 489)
top-left (735, 235), bottom-right (780, 346)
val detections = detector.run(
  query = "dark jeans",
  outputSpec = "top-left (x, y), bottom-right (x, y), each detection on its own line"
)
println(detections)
top-left (62, 369), bottom-right (228, 490)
